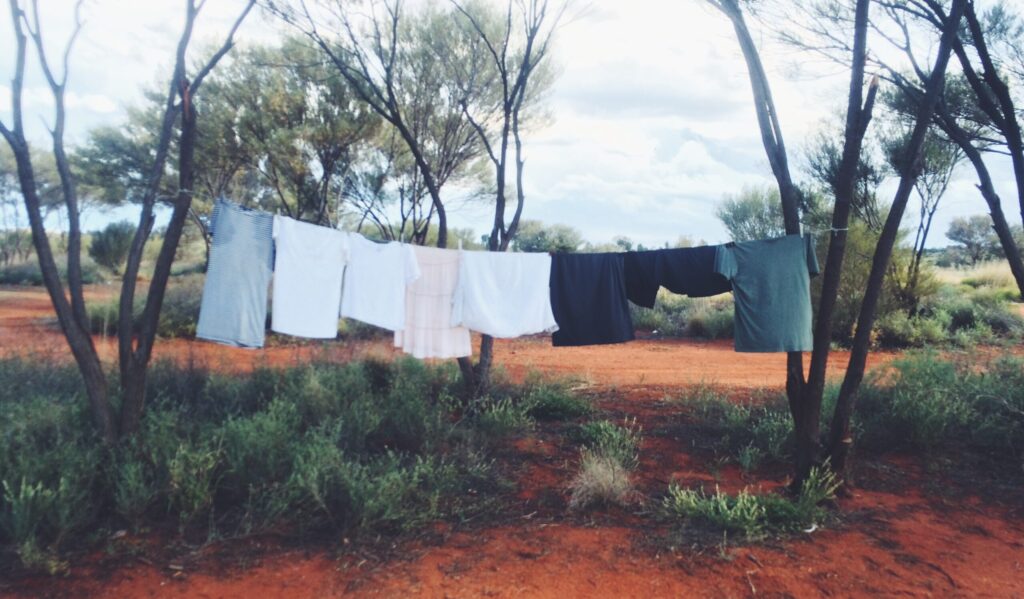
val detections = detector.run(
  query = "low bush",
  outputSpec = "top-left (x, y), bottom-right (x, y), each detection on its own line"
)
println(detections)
top-left (675, 386), bottom-right (793, 466)
top-left (88, 275), bottom-right (203, 338)
top-left (0, 259), bottom-right (106, 286)
top-left (853, 353), bottom-right (1024, 461)
top-left (519, 376), bottom-right (591, 421)
top-left (629, 292), bottom-right (734, 339)
top-left (873, 285), bottom-right (1024, 349)
top-left (662, 464), bottom-right (838, 540)
top-left (573, 418), bottom-right (642, 471)
top-left (0, 356), bottom-right (567, 572)
top-left (686, 302), bottom-right (735, 340)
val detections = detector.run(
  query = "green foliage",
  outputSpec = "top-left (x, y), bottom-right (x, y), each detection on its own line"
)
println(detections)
top-left (662, 464), bottom-right (838, 541)
top-left (687, 302), bottom-right (735, 340)
top-left (0, 256), bottom-right (106, 286)
top-left (873, 284), bottom-right (1024, 348)
top-left (473, 397), bottom-right (534, 438)
top-left (574, 418), bottom-right (642, 471)
top-left (89, 275), bottom-right (203, 338)
top-left (0, 357), bottom-right (574, 571)
top-left (715, 186), bottom-right (785, 243)
top-left (676, 386), bottom-right (794, 465)
top-left (629, 293), bottom-right (733, 339)
top-left (87, 221), bottom-right (135, 273)
top-left (853, 353), bottom-right (1024, 459)
top-left (510, 219), bottom-right (585, 253)
top-left (522, 378), bottom-right (591, 421)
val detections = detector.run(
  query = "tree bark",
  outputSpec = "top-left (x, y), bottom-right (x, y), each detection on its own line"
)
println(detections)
top-left (798, 0), bottom-right (875, 486)
top-left (0, 1), bottom-right (116, 443)
top-left (120, 84), bottom-right (200, 436)
top-left (710, 0), bottom-right (810, 483)
top-left (936, 107), bottom-right (1024, 297)
top-left (827, 0), bottom-right (966, 478)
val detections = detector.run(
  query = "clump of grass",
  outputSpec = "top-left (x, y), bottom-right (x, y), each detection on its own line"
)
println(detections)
top-left (662, 463), bottom-right (839, 541)
top-left (674, 385), bottom-right (793, 467)
top-left (568, 418), bottom-right (643, 510)
top-left (574, 418), bottom-right (642, 471)
top-left (521, 377), bottom-right (591, 421)
top-left (568, 450), bottom-right (633, 510)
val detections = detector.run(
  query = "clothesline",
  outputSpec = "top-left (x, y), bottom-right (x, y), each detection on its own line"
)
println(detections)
top-left (196, 199), bottom-right (819, 358)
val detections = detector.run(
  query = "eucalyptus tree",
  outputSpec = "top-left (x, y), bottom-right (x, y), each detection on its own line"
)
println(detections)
top-left (0, 0), bottom-right (256, 441)
top-left (706, 0), bottom-right (879, 485)
top-left (708, 0), bottom-right (968, 485)
top-left (445, 0), bottom-right (564, 390)
top-left (267, 0), bottom-right (489, 248)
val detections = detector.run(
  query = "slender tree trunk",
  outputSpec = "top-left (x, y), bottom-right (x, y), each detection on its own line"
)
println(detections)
top-left (711, 0), bottom-right (814, 482)
top-left (10, 138), bottom-right (116, 443)
top-left (936, 107), bottom-right (1024, 298)
top-left (827, 0), bottom-right (965, 477)
top-left (960, 3), bottom-right (1024, 230)
top-left (799, 0), bottom-right (875, 486)
top-left (120, 88), bottom-right (200, 436)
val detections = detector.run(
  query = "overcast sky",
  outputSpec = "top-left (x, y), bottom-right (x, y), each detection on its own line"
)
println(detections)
top-left (1, 0), bottom-right (1016, 248)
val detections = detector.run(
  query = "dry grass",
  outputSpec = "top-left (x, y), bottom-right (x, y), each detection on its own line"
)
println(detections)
top-left (567, 450), bottom-right (634, 509)
top-left (935, 261), bottom-right (1015, 287)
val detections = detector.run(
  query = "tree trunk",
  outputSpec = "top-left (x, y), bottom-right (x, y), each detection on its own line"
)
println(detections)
top-left (120, 87), bottom-right (200, 437)
top-left (7, 136), bottom-right (117, 443)
top-left (794, 0), bottom-right (875, 487)
top-left (960, 3), bottom-right (1024, 231)
top-left (936, 107), bottom-right (1024, 299)
top-left (827, 0), bottom-right (965, 478)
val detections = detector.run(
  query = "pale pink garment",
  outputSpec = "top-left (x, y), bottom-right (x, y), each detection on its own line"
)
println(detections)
top-left (394, 245), bottom-right (472, 359)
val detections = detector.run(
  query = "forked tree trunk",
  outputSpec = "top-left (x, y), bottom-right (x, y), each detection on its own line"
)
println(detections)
top-left (827, 0), bottom-right (966, 478)
top-left (798, 0), bottom-right (875, 486)
top-left (120, 88), bottom-right (201, 436)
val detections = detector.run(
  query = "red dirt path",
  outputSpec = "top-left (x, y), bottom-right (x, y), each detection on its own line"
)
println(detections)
top-left (2, 285), bottom-right (1023, 598)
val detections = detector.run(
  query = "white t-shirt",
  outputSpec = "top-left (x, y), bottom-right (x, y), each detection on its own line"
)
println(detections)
top-left (451, 250), bottom-right (558, 338)
top-left (340, 233), bottom-right (420, 331)
top-left (271, 216), bottom-right (349, 339)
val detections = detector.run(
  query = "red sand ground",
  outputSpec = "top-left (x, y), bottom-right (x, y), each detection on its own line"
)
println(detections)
top-left (2, 285), bottom-right (1023, 598)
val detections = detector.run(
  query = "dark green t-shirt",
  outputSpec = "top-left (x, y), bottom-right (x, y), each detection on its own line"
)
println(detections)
top-left (714, 234), bottom-right (819, 352)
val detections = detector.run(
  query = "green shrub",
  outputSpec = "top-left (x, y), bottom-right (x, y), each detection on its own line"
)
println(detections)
top-left (853, 353), bottom-right (1024, 461)
top-left (220, 399), bottom-right (301, 495)
top-left (523, 379), bottom-right (591, 421)
top-left (167, 440), bottom-right (222, 525)
top-left (687, 303), bottom-right (735, 339)
top-left (675, 386), bottom-right (793, 464)
top-left (88, 221), bottom-right (135, 273)
top-left (574, 418), bottom-right (642, 471)
top-left (0, 356), bottom-right (569, 570)
top-left (112, 451), bottom-right (157, 528)
top-left (474, 397), bottom-right (534, 438)
top-left (0, 258), bottom-right (106, 286)
top-left (88, 275), bottom-right (203, 338)
top-left (663, 464), bottom-right (838, 541)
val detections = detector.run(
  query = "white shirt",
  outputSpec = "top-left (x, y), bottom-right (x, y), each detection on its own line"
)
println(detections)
top-left (451, 250), bottom-right (558, 338)
top-left (394, 245), bottom-right (472, 359)
top-left (271, 216), bottom-right (349, 339)
top-left (340, 233), bottom-right (420, 331)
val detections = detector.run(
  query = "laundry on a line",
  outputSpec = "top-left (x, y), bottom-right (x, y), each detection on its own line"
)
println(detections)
top-left (196, 199), bottom-right (818, 356)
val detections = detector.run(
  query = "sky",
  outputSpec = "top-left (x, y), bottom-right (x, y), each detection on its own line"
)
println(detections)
top-left (0, 0), bottom-right (1018, 248)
